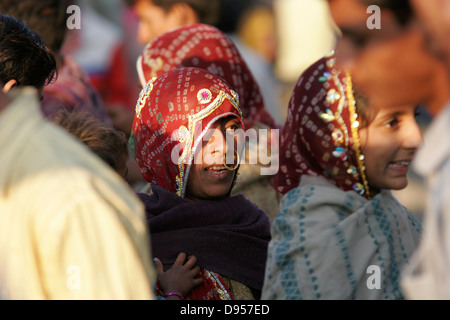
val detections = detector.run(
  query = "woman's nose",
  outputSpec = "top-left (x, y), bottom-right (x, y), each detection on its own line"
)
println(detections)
top-left (201, 128), bottom-right (226, 164)
top-left (403, 118), bottom-right (423, 150)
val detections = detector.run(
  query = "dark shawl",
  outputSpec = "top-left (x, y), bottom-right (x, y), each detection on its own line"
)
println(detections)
top-left (138, 184), bottom-right (271, 291)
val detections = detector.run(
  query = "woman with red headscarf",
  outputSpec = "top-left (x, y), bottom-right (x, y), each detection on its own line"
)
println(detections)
top-left (130, 67), bottom-right (271, 300)
top-left (262, 52), bottom-right (423, 300)
top-left (136, 23), bottom-right (281, 221)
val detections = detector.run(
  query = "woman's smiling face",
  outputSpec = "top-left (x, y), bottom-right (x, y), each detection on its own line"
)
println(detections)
top-left (359, 104), bottom-right (423, 193)
top-left (185, 116), bottom-right (243, 201)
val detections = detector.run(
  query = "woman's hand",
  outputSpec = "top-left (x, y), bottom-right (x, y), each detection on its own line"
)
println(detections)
top-left (154, 252), bottom-right (203, 300)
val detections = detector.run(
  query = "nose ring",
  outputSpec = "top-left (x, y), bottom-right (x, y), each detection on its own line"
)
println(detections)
top-left (223, 150), bottom-right (240, 171)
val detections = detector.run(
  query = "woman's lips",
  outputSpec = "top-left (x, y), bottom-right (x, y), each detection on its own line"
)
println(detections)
top-left (387, 160), bottom-right (411, 174)
top-left (205, 165), bottom-right (230, 179)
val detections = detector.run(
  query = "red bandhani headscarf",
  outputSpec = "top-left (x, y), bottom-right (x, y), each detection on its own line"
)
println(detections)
top-left (130, 67), bottom-right (244, 198)
top-left (274, 52), bottom-right (371, 199)
top-left (136, 23), bottom-right (276, 129)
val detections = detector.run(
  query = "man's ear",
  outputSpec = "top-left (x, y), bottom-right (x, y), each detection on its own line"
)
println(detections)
top-left (0, 86), bottom-right (12, 113)
top-left (168, 3), bottom-right (199, 25)
top-left (2, 79), bottom-right (18, 93)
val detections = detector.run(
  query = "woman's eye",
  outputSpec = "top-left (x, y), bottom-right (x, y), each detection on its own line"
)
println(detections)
top-left (225, 125), bottom-right (239, 134)
top-left (385, 118), bottom-right (399, 128)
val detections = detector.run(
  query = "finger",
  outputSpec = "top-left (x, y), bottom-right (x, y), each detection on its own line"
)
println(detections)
top-left (184, 255), bottom-right (198, 269)
top-left (153, 257), bottom-right (164, 275)
top-left (173, 252), bottom-right (187, 266)
top-left (190, 265), bottom-right (201, 277)
top-left (192, 277), bottom-right (204, 288)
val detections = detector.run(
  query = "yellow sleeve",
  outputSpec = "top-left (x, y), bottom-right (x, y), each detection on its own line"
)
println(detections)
top-left (35, 172), bottom-right (155, 300)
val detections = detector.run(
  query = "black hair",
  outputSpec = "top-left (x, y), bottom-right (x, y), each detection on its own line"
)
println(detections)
top-left (0, 14), bottom-right (57, 89)
top-left (0, 0), bottom-right (70, 53)
top-left (126, 0), bottom-right (220, 26)
top-left (353, 88), bottom-right (374, 129)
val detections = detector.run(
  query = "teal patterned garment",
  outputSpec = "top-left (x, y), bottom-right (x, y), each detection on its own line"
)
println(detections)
top-left (262, 176), bottom-right (422, 300)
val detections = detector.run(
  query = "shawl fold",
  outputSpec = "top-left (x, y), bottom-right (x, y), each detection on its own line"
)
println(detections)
top-left (138, 184), bottom-right (271, 291)
top-left (262, 176), bottom-right (422, 300)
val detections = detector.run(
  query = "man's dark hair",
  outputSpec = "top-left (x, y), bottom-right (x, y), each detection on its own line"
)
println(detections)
top-left (0, 0), bottom-right (70, 53)
top-left (126, 0), bottom-right (220, 26)
top-left (0, 14), bottom-right (57, 88)
top-left (359, 0), bottom-right (413, 25)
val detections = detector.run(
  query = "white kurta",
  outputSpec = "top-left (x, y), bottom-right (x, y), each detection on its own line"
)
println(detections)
top-left (402, 102), bottom-right (450, 300)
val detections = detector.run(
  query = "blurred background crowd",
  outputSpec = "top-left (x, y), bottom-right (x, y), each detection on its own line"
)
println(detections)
top-left (64, 0), bottom-right (425, 219)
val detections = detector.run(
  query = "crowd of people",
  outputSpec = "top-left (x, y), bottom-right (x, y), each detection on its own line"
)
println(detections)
top-left (0, 0), bottom-right (449, 300)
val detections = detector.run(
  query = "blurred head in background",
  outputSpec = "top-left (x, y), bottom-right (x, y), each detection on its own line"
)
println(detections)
top-left (328, 0), bottom-right (450, 117)
top-left (409, 0), bottom-right (450, 70)
top-left (126, 0), bottom-right (220, 44)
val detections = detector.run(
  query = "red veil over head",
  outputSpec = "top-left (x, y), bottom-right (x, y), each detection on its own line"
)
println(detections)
top-left (130, 67), bottom-right (244, 198)
top-left (274, 52), bottom-right (371, 199)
